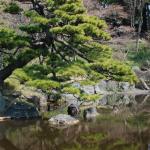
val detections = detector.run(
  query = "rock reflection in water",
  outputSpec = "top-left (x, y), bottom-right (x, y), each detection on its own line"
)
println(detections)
top-left (0, 94), bottom-right (149, 150)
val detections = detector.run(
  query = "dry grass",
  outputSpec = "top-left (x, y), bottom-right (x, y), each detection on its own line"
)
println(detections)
top-left (0, 0), bottom-right (31, 29)
top-left (83, 0), bottom-right (128, 19)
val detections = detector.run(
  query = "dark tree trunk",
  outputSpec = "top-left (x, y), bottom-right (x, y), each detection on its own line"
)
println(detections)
top-left (51, 71), bottom-right (57, 80)
top-left (0, 60), bottom-right (26, 83)
top-left (0, 51), bottom-right (36, 85)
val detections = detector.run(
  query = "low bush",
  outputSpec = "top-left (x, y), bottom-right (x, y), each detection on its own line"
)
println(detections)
top-left (4, 2), bottom-right (22, 14)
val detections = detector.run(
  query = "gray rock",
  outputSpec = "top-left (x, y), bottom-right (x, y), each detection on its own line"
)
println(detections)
top-left (62, 94), bottom-right (79, 105)
top-left (21, 87), bottom-right (47, 112)
top-left (94, 84), bottom-right (101, 93)
top-left (118, 81), bottom-right (133, 91)
top-left (81, 85), bottom-right (95, 94)
top-left (106, 81), bottom-right (118, 91)
top-left (49, 114), bottom-right (79, 126)
top-left (119, 82), bottom-right (131, 91)
top-left (62, 80), bottom-right (136, 106)
top-left (72, 82), bottom-right (81, 88)
top-left (97, 80), bottom-right (107, 92)
top-left (97, 80), bottom-right (135, 92)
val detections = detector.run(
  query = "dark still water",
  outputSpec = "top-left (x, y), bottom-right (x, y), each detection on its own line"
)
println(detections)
top-left (0, 94), bottom-right (150, 150)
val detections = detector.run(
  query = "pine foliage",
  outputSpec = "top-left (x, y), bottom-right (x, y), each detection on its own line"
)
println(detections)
top-left (0, 0), bottom-right (138, 101)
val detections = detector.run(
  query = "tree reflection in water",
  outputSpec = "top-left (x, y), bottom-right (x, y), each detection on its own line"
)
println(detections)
top-left (0, 94), bottom-right (149, 150)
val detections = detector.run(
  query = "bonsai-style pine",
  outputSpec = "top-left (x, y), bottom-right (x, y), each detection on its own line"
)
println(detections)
top-left (0, 0), bottom-right (137, 99)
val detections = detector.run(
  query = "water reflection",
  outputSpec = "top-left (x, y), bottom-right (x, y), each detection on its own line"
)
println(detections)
top-left (0, 94), bottom-right (149, 150)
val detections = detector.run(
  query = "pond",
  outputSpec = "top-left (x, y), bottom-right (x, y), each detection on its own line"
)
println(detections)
top-left (0, 94), bottom-right (150, 150)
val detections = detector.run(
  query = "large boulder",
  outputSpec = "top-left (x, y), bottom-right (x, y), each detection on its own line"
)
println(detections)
top-left (4, 101), bottom-right (40, 119)
top-left (81, 85), bottom-right (95, 94)
top-left (21, 87), bottom-right (48, 112)
top-left (49, 114), bottom-right (79, 126)
top-left (62, 94), bottom-right (80, 105)
top-left (106, 80), bottom-right (118, 91)
top-left (67, 104), bottom-right (79, 117)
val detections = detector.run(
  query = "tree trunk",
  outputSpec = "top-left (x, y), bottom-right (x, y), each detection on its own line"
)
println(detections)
top-left (0, 60), bottom-right (26, 83)
top-left (136, 0), bottom-right (144, 52)
top-left (0, 50), bottom-right (36, 85)
top-left (51, 71), bottom-right (57, 80)
top-left (136, 20), bottom-right (142, 52)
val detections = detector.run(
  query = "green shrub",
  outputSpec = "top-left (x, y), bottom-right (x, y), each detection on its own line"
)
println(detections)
top-left (23, 64), bottom-right (50, 80)
top-left (57, 62), bottom-right (87, 78)
top-left (4, 2), bottom-right (22, 14)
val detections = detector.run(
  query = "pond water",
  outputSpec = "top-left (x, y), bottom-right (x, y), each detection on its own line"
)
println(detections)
top-left (0, 94), bottom-right (150, 150)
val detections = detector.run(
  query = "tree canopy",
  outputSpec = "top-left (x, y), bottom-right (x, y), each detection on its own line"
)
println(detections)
top-left (0, 0), bottom-right (137, 94)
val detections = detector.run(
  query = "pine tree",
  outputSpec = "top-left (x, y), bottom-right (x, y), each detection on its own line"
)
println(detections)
top-left (0, 0), bottom-right (137, 89)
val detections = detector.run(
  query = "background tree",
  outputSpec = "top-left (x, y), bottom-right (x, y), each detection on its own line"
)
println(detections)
top-left (123, 0), bottom-right (150, 51)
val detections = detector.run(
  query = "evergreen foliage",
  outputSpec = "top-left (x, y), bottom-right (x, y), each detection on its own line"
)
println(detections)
top-left (0, 0), bottom-right (138, 101)
top-left (26, 79), bottom-right (60, 91)
top-left (0, 27), bottom-right (29, 50)
top-left (0, 27), bottom-right (30, 68)
top-left (13, 69), bottom-right (31, 83)
top-left (62, 86), bottom-right (81, 95)
top-left (90, 59), bottom-right (137, 83)
top-left (19, 0), bottom-right (136, 83)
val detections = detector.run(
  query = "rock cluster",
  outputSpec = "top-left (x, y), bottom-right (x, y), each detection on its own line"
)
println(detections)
top-left (62, 80), bottom-right (135, 104)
